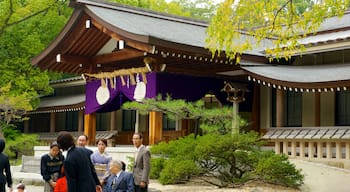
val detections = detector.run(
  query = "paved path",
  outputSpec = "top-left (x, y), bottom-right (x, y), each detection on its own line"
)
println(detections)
top-left (290, 159), bottom-right (350, 192)
top-left (13, 159), bottom-right (350, 192)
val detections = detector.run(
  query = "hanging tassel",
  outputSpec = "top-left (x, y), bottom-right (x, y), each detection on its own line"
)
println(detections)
top-left (120, 75), bottom-right (125, 86)
top-left (101, 78), bottom-right (106, 87)
top-left (141, 72), bottom-right (147, 84)
top-left (110, 77), bottom-right (115, 89)
top-left (129, 74), bottom-right (136, 85)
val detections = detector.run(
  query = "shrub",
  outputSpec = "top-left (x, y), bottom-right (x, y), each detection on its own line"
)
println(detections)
top-left (2, 126), bottom-right (39, 161)
top-left (158, 158), bottom-right (201, 184)
top-left (254, 151), bottom-right (304, 187)
top-left (150, 157), bottom-right (165, 179)
top-left (151, 132), bottom-right (304, 188)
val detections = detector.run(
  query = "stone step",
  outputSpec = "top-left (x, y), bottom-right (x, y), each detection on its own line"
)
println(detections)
top-left (11, 166), bottom-right (44, 186)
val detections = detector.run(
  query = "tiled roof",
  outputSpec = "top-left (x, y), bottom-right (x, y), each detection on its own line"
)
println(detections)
top-left (262, 127), bottom-right (350, 140)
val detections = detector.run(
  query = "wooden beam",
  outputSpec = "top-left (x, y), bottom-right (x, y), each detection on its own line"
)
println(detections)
top-left (60, 54), bottom-right (90, 65)
top-left (92, 48), bottom-right (144, 64)
top-left (92, 19), bottom-right (154, 53)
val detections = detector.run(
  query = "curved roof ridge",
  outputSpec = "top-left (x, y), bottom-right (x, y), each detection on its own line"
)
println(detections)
top-left (72, 0), bottom-right (208, 27)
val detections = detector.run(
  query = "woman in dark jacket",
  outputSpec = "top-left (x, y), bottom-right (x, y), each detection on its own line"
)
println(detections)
top-left (0, 139), bottom-right (12, 192)
top-left (40, 142), bottom-right (64, 192)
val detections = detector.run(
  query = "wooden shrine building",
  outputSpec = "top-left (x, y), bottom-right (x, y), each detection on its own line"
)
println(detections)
top-left (31, 0), bottom-right (350, 168)
top-left (31, 0), bottom-right (265, 145)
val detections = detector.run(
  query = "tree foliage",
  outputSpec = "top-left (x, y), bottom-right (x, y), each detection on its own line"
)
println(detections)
top-left (110, 0), bottom-right (218, 20)
top-left (207, 0), bottom-right (350, 60)
top-left (124, 98), bottom-right (303, 188)
top-left (0, 0), bottom-right (71, 127)
top-left (122, 95), bottom-right (244, 135)
top-left (2, 123), bottom-right (39, 162)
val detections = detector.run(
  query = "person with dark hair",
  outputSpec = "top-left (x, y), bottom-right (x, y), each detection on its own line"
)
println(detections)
top-left (132, 132), bottom-right (150, 192)
top-left (77, 134), bottom-right (93, 156)
top-left (0, 139), bottom-right (12, 192)
top-left (41, 141), bottom-right (64, 192)
top-left (91, 138), bottom-right (112, 184)
top-left (56, 131), bottom-right (102, 192)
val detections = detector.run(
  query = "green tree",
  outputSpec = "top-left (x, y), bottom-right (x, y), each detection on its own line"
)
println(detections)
top-left (123, 98), bottom-right (303, 188)
top-left (207, 0), bottom-right (350, 60)
top-left (110, 0), bottom-right (218, 20)
top-left (0, 0), bottom-right (71, 135)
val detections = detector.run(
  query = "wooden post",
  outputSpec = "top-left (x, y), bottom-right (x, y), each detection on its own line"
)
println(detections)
top-left (78, 110), bottom-right (84, 132)
top-left (308, 141), bottom-right (314, 158)
top-left (326, 142), bottom-right (332, 159)
top-left (275, 141), bottom-right (281, 154)
top-left (346, 142), bottom-right (350, 159)
top-left (300, 141), bottom-right (305, 158)
top-left (317, 141), bottom-right (323, 159)
top-left (84, 113), bottom-right (96, 145)
top-left (291, 141), bottom-right (296, 157)
top-left (283, 141), bottom-right (288, 155)
top-left (23, 119), bottom-right (29, 133)
top-left (251, 84), bottom-right (260, 132)
top-left (315, 92), bottom-right (320, 126)
top-left (276, 89), bottom-right (285, 127)
top-left (110, 111), bottom-right (116, 131)
top-left (149, 111), bottom-right (162, 145)
top-left (336, 142), bottom-right (342, 159)
top-left (50, 112), bottom-right (56, 133)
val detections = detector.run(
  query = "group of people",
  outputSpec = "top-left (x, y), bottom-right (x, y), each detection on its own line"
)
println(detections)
top-left (39, 132), bottom-right (150, 192)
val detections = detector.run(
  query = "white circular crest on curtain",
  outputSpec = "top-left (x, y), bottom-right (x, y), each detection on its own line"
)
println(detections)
top-left (133, 81), bottom-right (146, 102)
top-left (96, 86), bottom-right (110, 105)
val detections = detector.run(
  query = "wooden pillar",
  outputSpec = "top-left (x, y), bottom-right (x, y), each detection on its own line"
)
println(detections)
top-left (308, 141), bottom-right (314, 158)
top-left (315, 92), bottom-right (320, 126)
top-left (78, 110), bottom-right (84, 132)
top-left (346, 142), bottom-right (350, 159)
top-left (326, 142), bottom-right (332, 159)
top-left (300, 141), bottom-right (305, 158)
top-left (149, 111), bottom-right (162, 145)
top-left (50, 112), bottom-right (56, 133)
top-left (317, 141), bottom-right (323, 159)
top-left (110, 111), bottom-right (116, 131)
top-left (283, 141), bottom-right (288, 155)
top-left (276, 89), bottom-right (285, 127)
top-left (291, 141), bottom-right (296, 157)
top-left (135, 110), bottom-right (139, 133)
top-left (23, 119), bottom-right (29, 133)
top-left (275, 141), bottom-right (281, 154)
top-left (336, 142), bottom-right (342, 159)
top-left (251, 84), bottom-right (260, 132)
top-left (84, 113), bottom-right (96, 145)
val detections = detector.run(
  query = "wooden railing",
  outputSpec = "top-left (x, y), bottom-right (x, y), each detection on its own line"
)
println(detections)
top-left (263, 127), bottom-right (350, 169)
top-left (37, 131), bottom-right (118, 146)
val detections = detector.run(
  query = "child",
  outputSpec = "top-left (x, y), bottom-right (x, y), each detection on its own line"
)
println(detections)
top-left (14, 183), bottom-right (27, 192)
top-left (54, 166), bottom-right (67, 192)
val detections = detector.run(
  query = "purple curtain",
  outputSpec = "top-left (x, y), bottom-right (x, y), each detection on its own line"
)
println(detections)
top-left (85, 72), bottom-right (228, 114)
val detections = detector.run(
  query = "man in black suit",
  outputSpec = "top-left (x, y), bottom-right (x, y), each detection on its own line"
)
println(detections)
top-left (57, 131), bottom-right (102, 192)
top-left (0, 139), bottom-right (12, 192)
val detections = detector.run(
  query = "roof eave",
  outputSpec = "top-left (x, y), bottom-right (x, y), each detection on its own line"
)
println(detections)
top-left (31, 8), bottom-right (85, 67)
